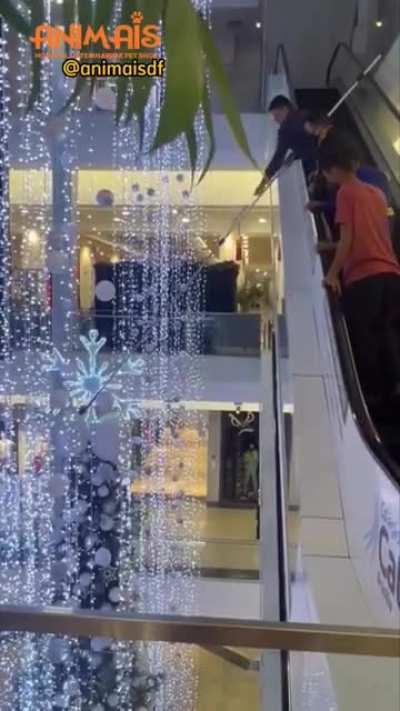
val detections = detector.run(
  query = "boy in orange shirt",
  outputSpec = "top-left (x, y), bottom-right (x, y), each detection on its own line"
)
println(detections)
top-left (320, 150), bottom-right (400, 404)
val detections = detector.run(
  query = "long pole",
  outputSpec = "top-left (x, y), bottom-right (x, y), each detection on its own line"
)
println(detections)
top-left (219, 53), bottom-right (383, 246)
top-left (327, 53), bottom-right (382, 117)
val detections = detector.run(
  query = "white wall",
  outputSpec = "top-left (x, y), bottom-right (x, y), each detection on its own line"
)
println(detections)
top-left (8, 113), bottom-right (269, 172)
top-left (375, 36), bottom-right (400, 111)
top-left (265, 0), bottom-right (357, 87)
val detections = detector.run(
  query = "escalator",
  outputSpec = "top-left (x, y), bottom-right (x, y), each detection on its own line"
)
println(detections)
top-left (274, 45), bottom-right (400, 485)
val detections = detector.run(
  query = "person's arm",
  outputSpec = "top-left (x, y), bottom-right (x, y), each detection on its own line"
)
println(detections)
top-left (323, 224), bottom-right (353, 293)
top-left (316, 241), bottom-right (337, 253)
top-left (266, 129), bottom-right (291, 180)
top-left (255, 126), bottom-right (291, 195)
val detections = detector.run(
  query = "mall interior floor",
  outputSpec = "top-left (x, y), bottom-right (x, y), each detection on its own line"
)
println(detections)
top-left (196, 647), bottom-right (261, 711)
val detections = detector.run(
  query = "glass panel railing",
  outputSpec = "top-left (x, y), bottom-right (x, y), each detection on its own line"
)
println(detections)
top-left (327, 46), bottom-right (400, 186)
top-left (78, 312), bottom-right (261, 356)
top-left (0, 631), bottom-right (263, 710)
top-left (0, 609), bottom-right (398, 710)
top-left (7, 306), bottom-right (261, 355)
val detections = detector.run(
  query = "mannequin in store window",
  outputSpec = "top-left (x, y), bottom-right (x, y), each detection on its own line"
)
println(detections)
top-left (243, 443), bottom-right (259, 499)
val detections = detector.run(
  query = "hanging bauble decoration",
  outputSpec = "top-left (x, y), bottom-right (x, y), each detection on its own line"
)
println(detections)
top-left (96, 189), bottom-right (114, 207)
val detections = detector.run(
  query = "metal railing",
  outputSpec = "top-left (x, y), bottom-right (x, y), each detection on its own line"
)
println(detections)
top-left (326, 41), bottom-right (400, 197)
top-left (0, 606), bottom-right (399, 658)
top-left (326, 42), bottom-right (400, 121)
top-left (315, 212), bottom-right (400, 489)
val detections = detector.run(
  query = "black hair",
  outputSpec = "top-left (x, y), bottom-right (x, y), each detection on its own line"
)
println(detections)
top-left (319, 150), bottom-right (356, 173)
top-left (304, 110), bottom-right (333, 127)
top-left (268, 95), bottom-right (293, 111)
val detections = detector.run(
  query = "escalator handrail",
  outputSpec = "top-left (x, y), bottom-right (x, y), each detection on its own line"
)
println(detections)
top-left (274, 43), bottom-right (400, 491)
top-left (274, 44), bottom-right (295, 100)
top-left (316, 214), bottom-right (400, 491)
top-left (326, 42), bottom-right (400, 121)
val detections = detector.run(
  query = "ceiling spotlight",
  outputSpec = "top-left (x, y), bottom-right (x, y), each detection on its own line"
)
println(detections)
top-left (375, 19), bottom-right (383, 27)
top-left (255, 21), bottom-right (262, 29)
top-left (172, 208), bottom-right (178, 215)
top-left (182, 217), bottom-right (190, 224)
top-left (258, 217), bottom-right (267, 224)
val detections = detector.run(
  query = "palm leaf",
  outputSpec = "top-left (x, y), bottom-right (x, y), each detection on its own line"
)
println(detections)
top-left (197, 14), bottom-right (258, 169)
top-left (58, 75), bottom-right (87, 114)
top-left (0, 0), bottom-right (30, 37)
top-left (120, 0), bottom-right (139, 22)
top-left (63, 0), bottom-right (76, 33)
top-left (115, 77), bottom-right (130, 123)
top-left (197, 82), bottom-right (215, 184)
top-left (151, 0), bottom-right (204, 151)
top-left (126, 76), bottom-right (153, 122)
top-left (78, 0), bottom-right (93, 29)
top-left (93, 0), bottom-right (115, 28)
top-left (185, 126), bottom-right (198, 188)
top-left (26, 49), bottom-right (41, 111)
top-left (26, 0), bottom-right (45, 111)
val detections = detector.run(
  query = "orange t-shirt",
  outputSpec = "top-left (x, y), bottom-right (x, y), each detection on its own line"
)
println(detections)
top-left (335, 178), bottom-right (400, 286)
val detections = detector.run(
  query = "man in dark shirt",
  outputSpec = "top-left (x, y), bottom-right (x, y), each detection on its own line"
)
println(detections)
top-left (304, 112), bottom-right (393, 227)
top-left (304, 111), bottom-right (359, 162)
top-left (254, 95), bottom-right (317, 196)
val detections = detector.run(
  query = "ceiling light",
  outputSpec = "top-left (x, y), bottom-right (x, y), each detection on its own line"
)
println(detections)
top-left (182, 217), bottom-right (190, 224)
top-left (256, 268), bottom-right (260, 273)
top-left (375, 19), bottom-right (383, 27)
top-left (258, 217), bottom-right (267, 224)
top-left (255, 21), bottom-right (261, 29)
top-left (172, 208), bottom-right (178, 215)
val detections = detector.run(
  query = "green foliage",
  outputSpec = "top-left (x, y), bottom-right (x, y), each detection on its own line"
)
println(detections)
top-left (0, 0), bottom-right (258, 179)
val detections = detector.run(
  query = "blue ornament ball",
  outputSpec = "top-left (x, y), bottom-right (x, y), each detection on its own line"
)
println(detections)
top-left (96, 189), bottom-right (114, 207)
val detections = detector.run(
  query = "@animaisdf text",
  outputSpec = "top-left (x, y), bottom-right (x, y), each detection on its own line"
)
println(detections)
top-left (62, 58), bottom-right (165, 78)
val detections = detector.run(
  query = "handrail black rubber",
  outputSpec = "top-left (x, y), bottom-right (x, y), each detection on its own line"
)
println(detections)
top-left (316, 215), bottom-right (400, 491)
top-left (326, 42), bottom-right (400, 121)
top-left (274, 43), bottom-right (400, 490)
top-left (271, 329), bottom-right (291, 710)
top-left (274, 44), bottom-right (294, 95)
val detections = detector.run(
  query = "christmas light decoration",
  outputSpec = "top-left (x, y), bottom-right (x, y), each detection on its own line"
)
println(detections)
top-left (0, 0), bottom-right (210, 707)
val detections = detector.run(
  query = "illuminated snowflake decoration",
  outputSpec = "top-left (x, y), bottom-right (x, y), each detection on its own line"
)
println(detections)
top-left (47, 330), bottom-right (144, 423)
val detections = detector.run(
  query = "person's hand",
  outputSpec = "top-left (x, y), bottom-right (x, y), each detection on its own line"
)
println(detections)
top-left (254, 176), bottom-right (268, 197)
top-left (305, 200), bottom-right (322, 212)
top-left (323, 273), bottom-right (341, 295)
top-left (316, 241), bottom-right (336, 253)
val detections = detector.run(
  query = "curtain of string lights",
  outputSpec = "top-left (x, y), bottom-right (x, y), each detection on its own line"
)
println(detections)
top-left (0, 0), bottom-right (210, 709)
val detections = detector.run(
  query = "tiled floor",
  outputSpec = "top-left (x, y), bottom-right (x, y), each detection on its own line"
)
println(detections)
top-left (199, 507), bottom-right (259, 574)
top-left (196, 648), bottom-right (261, 711)
top-left (199, 507), bottom-right (257, 541)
